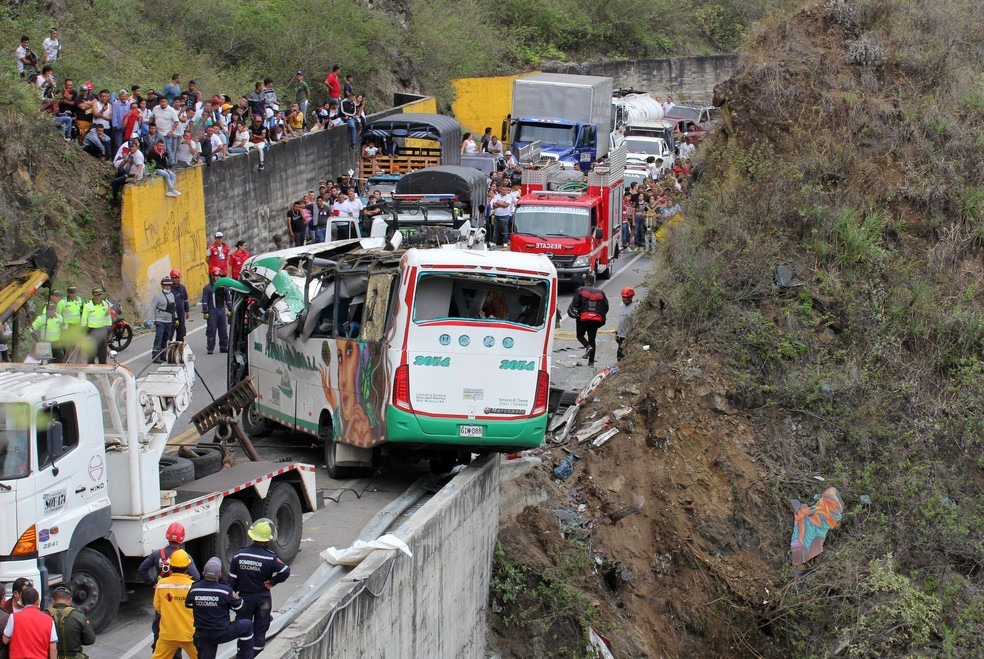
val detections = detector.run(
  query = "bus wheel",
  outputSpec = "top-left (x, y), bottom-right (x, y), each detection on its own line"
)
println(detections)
top-left (322, 415), bottom-right (352, 480)
top-left (243, 401), bottom-right (272, 438)
top-left (69, 548), bottom-right (121, 633)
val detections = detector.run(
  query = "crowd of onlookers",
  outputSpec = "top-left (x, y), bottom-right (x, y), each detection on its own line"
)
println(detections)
top-left (622, 156), bottom-right (691, 251)
top-left (15, 30), bottom-right (368, 200)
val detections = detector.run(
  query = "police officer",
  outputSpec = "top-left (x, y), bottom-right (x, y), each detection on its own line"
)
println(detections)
top-left (81, 288), bottom-right (112, 364)
top-left (46, 585), bottom-right (95, 659)
top-left (201, 268), bottom-right (230, 355)
top-left (151, 549), bottom-right (196, 659)
top-left (139, 523), bottom-right (200, 653)
top-left (57, 286), bottom-right (85, 360)
top-left (30, 303), bottom-right (64, 362)
top-left (169, 269), bottom-right (190, 343)
top-left (229, 519), bottom-right (290, 654)
top-left (187, 557), bottom-right (252, 659)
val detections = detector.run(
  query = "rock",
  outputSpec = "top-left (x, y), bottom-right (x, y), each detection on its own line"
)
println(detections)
top-left (703, 392), bottom-right (733, 414)
top-left (775, 264), bottom-right (804, 288)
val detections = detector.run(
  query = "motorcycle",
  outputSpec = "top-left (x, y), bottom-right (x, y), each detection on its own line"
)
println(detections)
top-left (108, 302), bottom-right (133, 351)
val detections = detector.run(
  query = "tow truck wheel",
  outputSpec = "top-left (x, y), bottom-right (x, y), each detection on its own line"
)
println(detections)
top-left (243, 402), bottom-right (272, 438)
top-left (202, 498), bottom-right (252, 574)
top-left (69, 548), bottom-right (121, 633)
top-left (251, 482), bottom-right (303, 563)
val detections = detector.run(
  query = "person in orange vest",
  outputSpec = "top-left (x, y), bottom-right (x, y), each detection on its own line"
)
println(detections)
top-left (205, 232), bottom-right (231, 276)
top-left (2, 586), bottom-right (57, 659)
top-left (151, 549), bottom-right (197, 659)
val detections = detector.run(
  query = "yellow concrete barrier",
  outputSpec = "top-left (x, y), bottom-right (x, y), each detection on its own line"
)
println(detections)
top-left (451, 73), bottom-right (537, 141)
top-left (120, 168), bottom-right (208, 315)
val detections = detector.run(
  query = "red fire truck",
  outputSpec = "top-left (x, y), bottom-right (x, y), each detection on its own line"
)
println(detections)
top-left (510, 145), bottom-right (626, 285)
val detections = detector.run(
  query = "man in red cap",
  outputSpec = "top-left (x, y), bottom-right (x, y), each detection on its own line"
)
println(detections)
top-left (615, 287), bottom-right (636, 361)
top-left (206, 232), bottom-right (230, 276)
top-left (201, 267), bottom-right (230, 354)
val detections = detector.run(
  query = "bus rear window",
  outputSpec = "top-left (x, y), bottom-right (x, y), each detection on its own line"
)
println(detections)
top-left (413, 274), bottom-right (548, 328)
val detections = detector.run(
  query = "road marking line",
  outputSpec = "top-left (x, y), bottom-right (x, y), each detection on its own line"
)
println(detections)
top-left (119, 633), bottom-right (153, 659)
top-left (122, 324), bottom-right (207, 366)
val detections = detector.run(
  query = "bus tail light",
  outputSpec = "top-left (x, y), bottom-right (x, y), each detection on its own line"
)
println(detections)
top-left (531, 370), bottom-right (550, 416)
top-left (393, 365), bottom-right (412, 412)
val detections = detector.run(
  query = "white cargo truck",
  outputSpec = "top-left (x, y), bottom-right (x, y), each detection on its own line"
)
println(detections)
top-left (0, 349), bottom-right (317, 631)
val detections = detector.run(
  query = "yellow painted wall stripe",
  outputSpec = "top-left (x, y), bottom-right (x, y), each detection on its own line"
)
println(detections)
top-left (120, 168), bottom-right (208, 315)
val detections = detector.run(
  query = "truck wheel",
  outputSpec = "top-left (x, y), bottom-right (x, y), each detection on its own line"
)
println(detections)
top-left (251, 482), bottom-right (303, 563)
top-left (243, 402), bottom-right (273, 438)
top-left (598, 259), bottom-right (613, 280)
top-left (159, 455), bottom-right (195, 489)
top-left (69, 548), bottom-right (121, 633)
top-left (202, 499), bottom-right (252, 574)
top-left (185, 446), bottom-right (223, 479)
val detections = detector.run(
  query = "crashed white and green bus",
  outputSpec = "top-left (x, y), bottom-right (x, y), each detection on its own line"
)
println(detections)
top-left (218, 237), bottom-right (557, 476)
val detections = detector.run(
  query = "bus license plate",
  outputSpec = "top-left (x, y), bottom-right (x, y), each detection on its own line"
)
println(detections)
top-left (459, 425), bottom-right (483, 438)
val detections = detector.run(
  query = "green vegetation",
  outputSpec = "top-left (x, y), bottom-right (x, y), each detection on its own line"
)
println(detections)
top-left (645, 0), bottom-right (984, 654)
top-left (1, 0), bottom-right (786, 112)
top-left (491, 541), bottom-right (600, 653)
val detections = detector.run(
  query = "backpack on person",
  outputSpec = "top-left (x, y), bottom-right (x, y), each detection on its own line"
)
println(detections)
top-left (47, 605), bottom-right (87, 659)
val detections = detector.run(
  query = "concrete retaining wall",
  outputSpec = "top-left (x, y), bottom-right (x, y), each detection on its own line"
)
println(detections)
top-left (265, 455), bottom-right (500, 659)
top-left (120, 96), bottom-right (430, 311)
top-left (543, 55), bottom-right (736, 104)
top-left (201, 124), bottom-right (357, 254)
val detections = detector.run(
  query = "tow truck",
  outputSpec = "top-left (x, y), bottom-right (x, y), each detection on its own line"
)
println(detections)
top-left (0, 249), bottom-right (317, 632)
top-left (510, 145), bottom-right (626, 284)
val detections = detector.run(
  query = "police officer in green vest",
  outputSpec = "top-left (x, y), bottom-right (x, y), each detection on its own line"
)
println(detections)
top-left (46, 585), bottom-right (95, 659)
top-left (31, 303), bottom-right (64, 362)
top-left (81, 288), bottom-right (112, 364)
top-left (58, 286), bottom-right (85, 360)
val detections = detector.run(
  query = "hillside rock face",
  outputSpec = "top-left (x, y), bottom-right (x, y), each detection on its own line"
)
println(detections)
top-left (489, 1), bottom-right (984, 657)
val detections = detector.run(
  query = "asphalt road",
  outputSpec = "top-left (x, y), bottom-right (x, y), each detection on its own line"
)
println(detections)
top-left (89, 319), bottom-right (422, 659)
top-left (86, 249), bottom-right (650, 657)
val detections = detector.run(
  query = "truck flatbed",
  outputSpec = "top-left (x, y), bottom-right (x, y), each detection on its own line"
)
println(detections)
top-left (175, 461), bottom-right (314, 500)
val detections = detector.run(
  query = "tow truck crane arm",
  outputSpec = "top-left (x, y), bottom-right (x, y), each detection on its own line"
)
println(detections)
top-left (0, 247), bottom-right (58, 359)
top-left (0, 246), bottom-right (58, 324)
